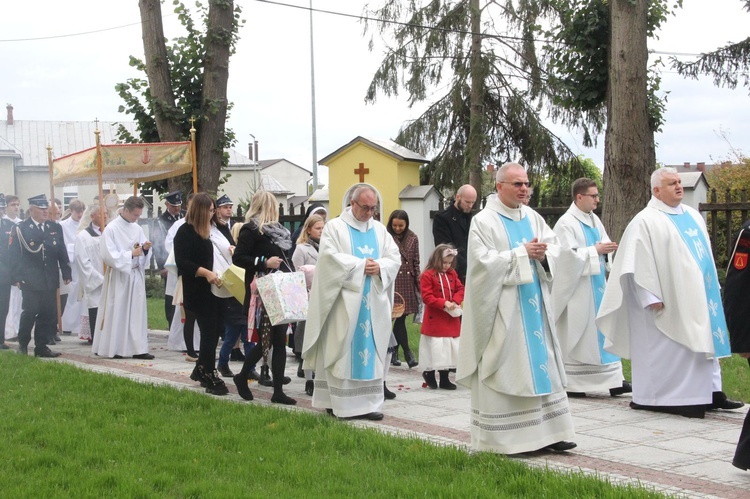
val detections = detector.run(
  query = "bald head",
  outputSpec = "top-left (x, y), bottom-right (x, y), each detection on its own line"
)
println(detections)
top-left (454, 184), bottom-right (477, 213)
top-left (496, 162), bottom-right (530, 208)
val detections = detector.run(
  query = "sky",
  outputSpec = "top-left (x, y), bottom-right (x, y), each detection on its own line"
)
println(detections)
top-left (2, 0), bottom-right (749, 188)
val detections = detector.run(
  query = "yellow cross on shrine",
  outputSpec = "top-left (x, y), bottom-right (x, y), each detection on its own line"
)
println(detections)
top-left (354, 162), bottom-right (369, 182)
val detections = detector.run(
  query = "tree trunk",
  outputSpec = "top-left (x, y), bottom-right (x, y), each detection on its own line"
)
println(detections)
top-left (602, 0), bottom-right (655, 242)
top-left (138, 0), bottom-right (185, 193)
top-left (466, 0), bottom-right (485, 197)
top-left (196, 0), bottom-right (234, 195)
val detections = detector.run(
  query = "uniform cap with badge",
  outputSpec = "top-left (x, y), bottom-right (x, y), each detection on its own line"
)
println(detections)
top-left (27, 194), bottom-right (49, 209)
top-left (164, 191), bottom-right (182, 206)
top-left (216, 194), bottom-right (233, 207)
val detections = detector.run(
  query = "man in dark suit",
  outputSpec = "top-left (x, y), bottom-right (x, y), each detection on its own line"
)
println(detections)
top-left (8, 194), bottom-right (72, 357)
top-left (151, 190), bottom-right (183, 326)
top-left (0, 193), bottom-right (16, 350)
top-left (432, 184), bottom-right (477, 282)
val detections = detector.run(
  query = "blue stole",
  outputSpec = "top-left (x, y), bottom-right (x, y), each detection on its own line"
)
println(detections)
top-left (347, 225), bottom-right (380, 379)
top-left (499, 214), bottom-right (552, 395)
top-left (665, 212), bottom-right (731, 358)
top-left (579, 221), bottom-right (621, 365)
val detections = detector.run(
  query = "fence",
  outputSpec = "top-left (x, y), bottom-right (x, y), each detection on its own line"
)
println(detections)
top-left (700, 189), bottom-right (750, 270)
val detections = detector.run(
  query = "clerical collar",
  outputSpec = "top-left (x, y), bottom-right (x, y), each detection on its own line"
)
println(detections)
top-left (487, 194), bottom-right (525, 221)
top-left (341, 207), bottom-right (373, 232)
top-left (648, 196), bottom-right (684, 214)
top-left (569, 202), bottom-right (596, 227)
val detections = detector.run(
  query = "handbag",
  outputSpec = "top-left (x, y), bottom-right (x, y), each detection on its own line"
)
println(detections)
top-left (256, 271), bottom-right (308, 325)
top-left (221, 265), bottom-right (246, 304)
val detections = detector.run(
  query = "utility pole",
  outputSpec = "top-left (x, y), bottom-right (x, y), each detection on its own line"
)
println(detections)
top-left (309, 0), bottom-right (319, 192)
top-left (249, 134), bottom-right (259, 192)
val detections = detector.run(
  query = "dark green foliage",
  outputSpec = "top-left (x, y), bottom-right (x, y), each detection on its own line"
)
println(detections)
top-left (115, 0), bottom-right (241, 195)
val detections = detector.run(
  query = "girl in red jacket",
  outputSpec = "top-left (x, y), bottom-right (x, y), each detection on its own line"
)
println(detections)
top-left (419, 244), bottom-right (465, 389)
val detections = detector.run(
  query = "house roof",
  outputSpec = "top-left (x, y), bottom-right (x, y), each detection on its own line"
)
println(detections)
top-left (259, 158), bottom-right (312, 175)
top-left (259, 174), bottom-right (293, 194)
top-left (399, 184), bottom-right (437, 200)
top-left (308, 187), bottom-right (329, 203)
top-left (318, 136), bottom-right (429, 165)
top-left (678, 171), bottom-right (709, 190)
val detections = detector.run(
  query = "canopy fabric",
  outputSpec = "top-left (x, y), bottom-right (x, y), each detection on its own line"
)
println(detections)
top-left (52, 141), bottom-right (192, 186)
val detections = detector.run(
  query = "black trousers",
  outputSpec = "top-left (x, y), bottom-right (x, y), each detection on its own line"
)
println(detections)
top-left (193, 297), bottom-right (225, 372)
top-left (165, 294), bottom-right (175, 328)
top-left (88, 307), bottom-right (98, 341)
top-left (18, 288), bottom-right (57, 353)
top-left (0, 277), bottom-right (11, 344)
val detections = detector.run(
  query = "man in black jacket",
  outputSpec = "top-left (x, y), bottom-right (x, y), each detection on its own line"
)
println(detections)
top-left (8, 194), bottom-right (72, 357)
top-left (725, 218), bottom-right (750, 471)
top-left (432, 184), bottom-right (477, 282)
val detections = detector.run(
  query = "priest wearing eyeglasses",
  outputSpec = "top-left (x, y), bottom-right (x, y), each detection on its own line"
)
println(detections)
top-left (303, 184), bottom-right (401, 421)
top-left (457, 162), bottom-right (577, 455)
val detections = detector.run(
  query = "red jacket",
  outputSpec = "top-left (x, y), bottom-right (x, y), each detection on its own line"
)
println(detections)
top-left (419, 268), bottom-right (464, 338)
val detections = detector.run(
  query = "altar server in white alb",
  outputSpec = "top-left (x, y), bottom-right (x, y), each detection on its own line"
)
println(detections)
top-left (92, 196), bottom-right (154, 360)
top-left (597, 167), bottom-right (743, 418)
top-left (59, 199), bottom-right (86, 336)
top-left (74, 204), bottom-right (108, 343)
top-left (303, 184), bottom-right (401, 421)
top-left (552, 178), bottom-right (631, 398)
top-left (457, 162), bottom-right (576, 455)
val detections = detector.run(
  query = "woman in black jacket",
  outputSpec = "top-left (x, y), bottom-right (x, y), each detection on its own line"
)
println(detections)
top-left (232, 191), bottom-right (296, 405)
top-left (174, 193), bottom-right (228, 395)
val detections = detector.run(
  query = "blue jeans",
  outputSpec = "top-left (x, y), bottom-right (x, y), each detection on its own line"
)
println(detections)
top-left (218, 323), bottom-right (256, 368)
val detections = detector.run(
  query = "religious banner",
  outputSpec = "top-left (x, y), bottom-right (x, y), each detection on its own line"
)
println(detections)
top-left (52, 141), bottom-right (193, 186)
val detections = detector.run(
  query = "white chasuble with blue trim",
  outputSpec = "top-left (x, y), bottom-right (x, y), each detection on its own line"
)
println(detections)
top-left (579, 222), bottom-right (621, 365)
top-left (347, 225), bottom-right (380, 379)
top-left (665, 212), bottom-right (731, 358)
top-left (499, 214), bottom-right (552, 395)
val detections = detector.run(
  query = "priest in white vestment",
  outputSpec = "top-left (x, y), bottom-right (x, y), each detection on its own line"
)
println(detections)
top-left (74, 204), bottom-right (107, 343)
top-left (596, 167), bottom-right (743, 418)
top-left (92, 196), bottom-right (154, 360)
top-left (3, 197), bottom-right (22, 341)
top-left (552, 178), bottom-right (630, 397)
top-left (303, 185), bottom-right (401, 420)
top-left (457, 163), bottom-right (576, 455)
top-left (60, 199), bottom-right (86, 336)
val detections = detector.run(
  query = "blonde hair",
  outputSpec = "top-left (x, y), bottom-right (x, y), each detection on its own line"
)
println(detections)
top-left (297, 215), bottom-right (324, 245)
top-left (245, 191), bottom-right (279, 233)
top-left (231, 221), bottom-right (244, 241)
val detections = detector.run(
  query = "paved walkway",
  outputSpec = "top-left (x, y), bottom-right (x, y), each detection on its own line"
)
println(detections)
top-left (11, 331), bottom-right (749, 498)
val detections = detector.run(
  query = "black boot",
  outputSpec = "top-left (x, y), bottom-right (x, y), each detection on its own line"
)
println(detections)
top-left (230, 348), bottom-right (245, 362)
top-left (233, 373), bottom-right (254, 400)
top-left (422, 370), bottom-right (437, 389)
top-left (708, 391), bottom-right (745, 410)
top-left (271, 374), bottom-right (297, 405)
top-left (390, 353), bottom-right (402, 367)
top-left (405, 350), bottom-right (418, 369)
top-left (297, 358), bottom-right (305, 378)
top-left (305, 380), bottom-right (314, 396)
top-left (190, 364), bottom-right (207, 387)
top-left (258, 364), bottom-right (273, 387)
top-left (439, 370), bottom-right (456, 390)
top-left (384, 382), bottom-right (396, 400)
top-left (203, 369), bottom-right (229, 396)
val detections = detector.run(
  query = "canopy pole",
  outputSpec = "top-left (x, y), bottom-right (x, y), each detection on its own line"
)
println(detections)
top-left (47, 145), bottom-right (63, 334)
top-left (96, 123), bottom-right (105, 230)
top-left (190, 116), bottom-right (198, 193)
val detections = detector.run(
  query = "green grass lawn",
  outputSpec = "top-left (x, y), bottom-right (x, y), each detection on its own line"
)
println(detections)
top-left (0, 353), bottom-right (664, 498)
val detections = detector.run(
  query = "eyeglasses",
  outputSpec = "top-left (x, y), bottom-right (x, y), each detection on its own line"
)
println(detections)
top-left (500, 181), bottom-right (531, 188)
top-left (353, 200), bottom-right (378, 213)
top-left (581, 194), bottom-right (600, 199)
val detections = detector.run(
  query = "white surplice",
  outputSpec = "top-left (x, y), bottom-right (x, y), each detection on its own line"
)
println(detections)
top-left (74, 224), bottom-right (104, 310)
top-left (552, 204), bottom-right (624, 392)
top-left (457, 194), bottom-right (575, 455)
top-left (60, 216), bottom-right (82, 333)
top-left (596, 198), bottom-right (722, 406)
top-left (3, 215), bottom-right (21, 340)
top-left (92, 215), bottom-right (150, 358)
top-left (302, 209), bottom-right (401, 418)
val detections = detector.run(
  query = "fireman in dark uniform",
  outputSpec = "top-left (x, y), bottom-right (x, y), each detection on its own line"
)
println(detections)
top-left (0, 193), bottom-right (16, 350)
top-left (8, 194), bottom-right (72, 357)
top-left (151, 190), bottom-right (183, 326)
